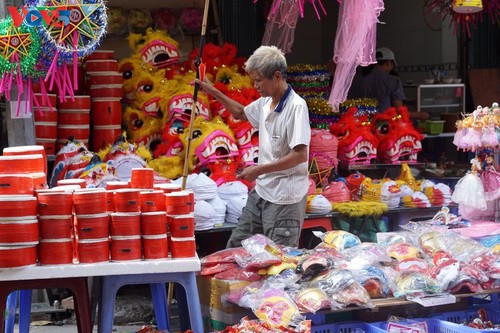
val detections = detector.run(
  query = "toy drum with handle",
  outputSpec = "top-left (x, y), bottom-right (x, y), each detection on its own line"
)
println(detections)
top-left (91, 125), bottom-right (122, 152)
top-left (88, 73), bottom-right (123, 86)
top-left (170, 237), bottom-right (196, 258)
top-left (34, 93), bottom-right (57, 108)
top-left (73, 188), bottom-right (107, 215)
top-left (75, 213), bottom-right (110, 239)
top-left (77, 238), bottom-right (110, 263)
top-left (84, 59), bottom-right (118, 72)
top-left (142, 234), bottom-right (168, 260)
top-left (165, 191), bottom-right (193, 215)
top-left (38, 215), bottom-right (73, 239)
top-left (106, 181), bottom-right (129, 190)
top-left (33, 107), bottom-right (57, 122)
top-left (0, 154), bottom-right (45, 174)
top-left (37, 191), bottom-right (73, 216)
top-left (0, 174), bottom-right (34, 195)
top-left (57, 124), bottom-right (90, 142)
top-left (36, 139), bottom-right (57, 156)
top-left (38, 238), bottom-right (74, 265)
top-left (30, 172), bottom-right (48, 190)
top-left (90, 84), bottom-right (123, 99)
top-left (56, 178), bottom-right (86, 188)
top-left (0, 195), bottom-right (37, 218)
top-left (0, 244), bottom-right (37, 268)
top-left (169, 214), bottom-right (195, 238)
top-left (110, 212), bottom-right (141, 236)
top-left (91, 98), bottom-right (122, 126)
top-left (130, 168), bottom-right (154, 189)
top-left (110, 235), bottom-right (142, 261)
top-left (140, 190), bottom-right (166, 212)
top-left (154, 183), bottom-right (182, 193)
top-left (85, 50), bottom-right (115, 61)
top-left (141, 212), bottom-right (168, 235)
top-left (0, 219), bottom-right (39, 244)
top-left (3, 145), bottom-right (48, 175)
top-left (113, 189), bottom-right (140, 213)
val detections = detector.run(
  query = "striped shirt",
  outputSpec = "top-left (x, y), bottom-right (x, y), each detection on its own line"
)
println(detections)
top-left (244, 86), bottom-right (310, 204)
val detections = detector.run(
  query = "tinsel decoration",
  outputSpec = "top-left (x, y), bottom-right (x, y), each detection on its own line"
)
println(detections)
top-left (29, 0), bottom-right (107, 98)
top-left (307, 98), bottom-right (339, 129)
top-left (424, 0), bottom-right (500, 37)
top-left (0, 16), bottom-right (42, 115)
top-left (288, 64), bottom-right (332, 100)
top-left (339, 98), bottom-right (379, 117)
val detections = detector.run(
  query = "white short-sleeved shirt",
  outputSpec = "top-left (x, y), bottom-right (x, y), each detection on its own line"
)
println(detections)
top-left (244, 85), bottom-right (311, 204)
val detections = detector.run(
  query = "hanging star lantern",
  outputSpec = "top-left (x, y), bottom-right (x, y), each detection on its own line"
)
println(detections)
top-left (0, 16), bottom-right (42, 114)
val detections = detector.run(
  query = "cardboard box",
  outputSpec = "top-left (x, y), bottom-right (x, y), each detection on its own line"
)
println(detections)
top-left (197, 275), bottom-right (255, 331)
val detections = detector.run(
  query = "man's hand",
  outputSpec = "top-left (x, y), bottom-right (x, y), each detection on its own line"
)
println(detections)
top-left (237, 165), bottom-right (260, 182)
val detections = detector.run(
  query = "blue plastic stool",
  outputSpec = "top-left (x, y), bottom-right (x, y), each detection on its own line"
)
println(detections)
top-left (4, 290), bottom-right (32, 333)
top-left (98, 272), bottom-right (203, 333)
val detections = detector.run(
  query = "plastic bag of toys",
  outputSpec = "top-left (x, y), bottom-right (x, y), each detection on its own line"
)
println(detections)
top-left (178, 7), bottom-right (202, 33)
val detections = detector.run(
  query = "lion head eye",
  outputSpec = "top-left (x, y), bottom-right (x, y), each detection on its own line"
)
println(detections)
top-left (192, 129), bottom-right (202, 138)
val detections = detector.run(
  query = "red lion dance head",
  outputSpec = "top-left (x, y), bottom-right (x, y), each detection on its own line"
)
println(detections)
top-left (329, 107), bottom-right (378, 165)
top-left (371, 107), bottom-right (423, 164)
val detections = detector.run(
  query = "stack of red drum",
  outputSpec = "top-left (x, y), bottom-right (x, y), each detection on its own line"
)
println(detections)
top-left (164, 189), bottom-right (196, 258)
top-left (57, 95), bottom-right (91, 150)
top-left (73, 188), bottom-right (110, 263)
top-left (0, 145), bottom-right (46, 268)
top-left (33, 93), bottom-right (58, 156)
top-left (84, 50), bottom-right (123, 152)
top-left (37, 189), bottom-right (74, 265)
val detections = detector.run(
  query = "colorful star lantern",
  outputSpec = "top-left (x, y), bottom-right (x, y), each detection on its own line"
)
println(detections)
top-left (0, 16), bottom-right (42, 115)
top-left (424, 0), bottom-right (500, 37)
top-left (26, 0), bottom-right (107, 100)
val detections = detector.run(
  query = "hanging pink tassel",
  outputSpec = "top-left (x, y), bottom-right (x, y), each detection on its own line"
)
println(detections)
top-left (73, 30), bottom-right (79, 91)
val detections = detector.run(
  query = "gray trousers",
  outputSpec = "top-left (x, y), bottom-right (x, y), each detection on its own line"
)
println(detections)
top-left (226, 189), bottom-right (307, 248)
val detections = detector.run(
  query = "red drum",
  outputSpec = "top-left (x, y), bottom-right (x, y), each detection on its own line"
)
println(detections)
top-left (38, 238), bottom-right (74, 265)
top-left (58, 95), bottom-right (91, 110)
top-left (85, 50), bottom-right (115, 61)
top-left (170, 237), bottom-right (196, 258)
top-left (38, 215), bottom-right (73, 239)
top-left (0, 219), bottom-right (39, 244)
top-left (0, 154), bottom-right (44, 174)
top-left (154, 183), bottom-right (182, 193)
top-left (90, 85), bottom-right (122, 99)
top-left (3, 145), bottom-right (48, 175)
top-left (169, 214), bottom-right (195, 238)
top-left (76, 213), bottom-right (110, 239)
top-left (34, 93), bottom-right (57, 108)
top-left (113, 189), bottom-right (140, 213)
top-left (88, 73), bottom-right (123, 86)
top-left (141, 212), bottom-right (167, 235)
top-left (106, 190), bottom-right (114, 212)
top-left (91, 99), bottom-right (122, 126)
top-left (0, 195), bottom-right (37, 218)
top-left (34, 122), bottom-right (57, 140)
top-left (33, 107), bottom-right (57, 122)
top-left (56, 178), bottom-right (86, 188)
top-left (165, 191), bottom-right (193, 215)
top-left (110, 236), bottom-right (142, 261)
top-left (57, 124), bottom-right (90, 142)
top-left (130, 168), bottom-right (155, 189)
top-left (106, 181), bottom-right (129, 190)
top-left (36, 139), bottom-right (57, 156)
top-left (0, 174), bottom-right (34, 195)
top-left (58, 111), bottom-right (91, 126)
top-left (142, 234), bottom-right (168, 260)
top-left (140, 190), bottom-right (166, 212)
top-left (77, 238), bottom-right (109, 263)
top-left (0, 244), bottom-right (37, 268)
top-left (73, 188), bottom-right (107, 215)
top-left (30, 172), bottom-right (48, 190)
top-left (91, 125), bottom-right (122, 152)
top-left (110, 212), bottom-right (141, 236)
top-left (84, 59), bottom-right (118, 72)
top-left (37, 191), bottom-right (73, 216)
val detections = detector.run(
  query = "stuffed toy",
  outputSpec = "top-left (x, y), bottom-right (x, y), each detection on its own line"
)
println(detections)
top-left (329, 107), bottom-right (378, 165)
top-left (128, 28), bottom-right (180, 69)
top-left (107, 7), bottom-right (128, 36)
top-left (128, 9), bottom-right (153, 34)
top-left (152, 8), bottom-right (182, 36)
top-left (371, 106), bottom-right (424, 164)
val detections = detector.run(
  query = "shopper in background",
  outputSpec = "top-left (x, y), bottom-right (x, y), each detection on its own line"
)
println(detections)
top-left (195, 45), bottom-right (311, 248)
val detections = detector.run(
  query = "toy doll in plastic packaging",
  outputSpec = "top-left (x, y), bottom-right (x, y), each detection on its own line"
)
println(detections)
top-left (128, 9), bottom-right (153, 33)
top-left (451, 156), bottom-right (487, 213)
top-left (479, 149), bottom-right (500, 201)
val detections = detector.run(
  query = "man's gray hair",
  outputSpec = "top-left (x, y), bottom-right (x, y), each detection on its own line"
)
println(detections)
top-left (245, 45), bottom-right (287, 79)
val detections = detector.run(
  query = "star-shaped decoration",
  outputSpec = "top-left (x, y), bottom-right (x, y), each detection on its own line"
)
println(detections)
top-left (0, 24), bottom-right (33, 61)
